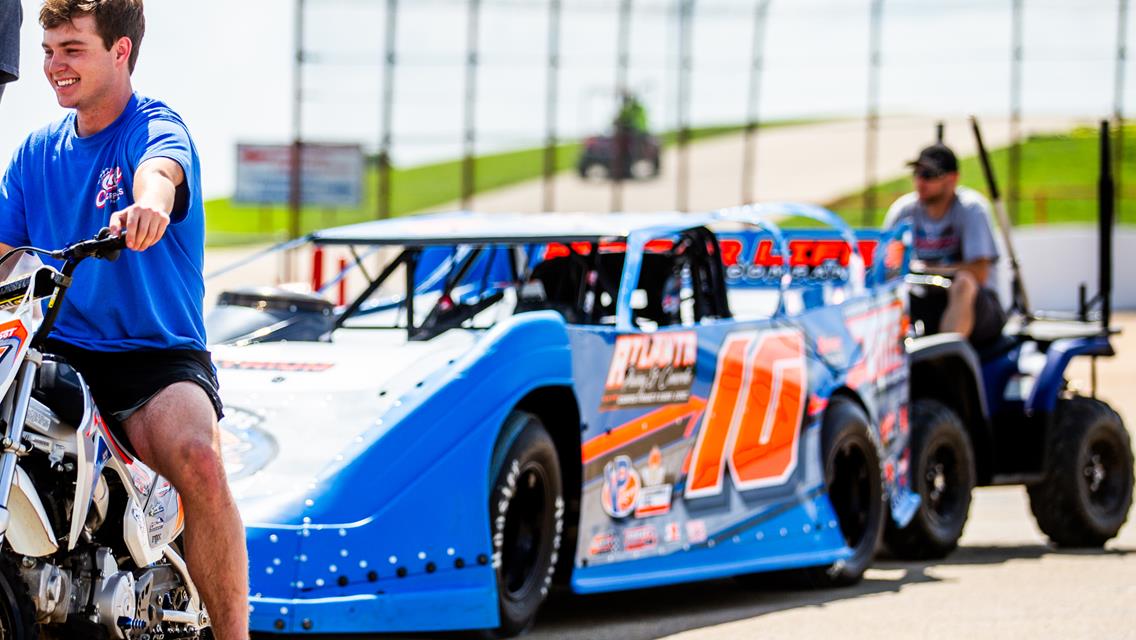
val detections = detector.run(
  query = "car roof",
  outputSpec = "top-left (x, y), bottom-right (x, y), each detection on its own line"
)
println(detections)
top-left (310, 210), bottom-right (722, 246)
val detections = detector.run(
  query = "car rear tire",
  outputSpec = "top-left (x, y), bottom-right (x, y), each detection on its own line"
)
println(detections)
top-left (884, 399), bottom-right (975, 559)
top-left (482, 411), bottom-right (564, 638)
top-left (796, 398), bottom-right (886, 587)
top-left (1027, 397), bottom-right (1133, 548)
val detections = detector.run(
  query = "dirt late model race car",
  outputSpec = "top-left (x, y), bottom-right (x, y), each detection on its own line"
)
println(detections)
top-left (209, 205), bottom-right (917, 636)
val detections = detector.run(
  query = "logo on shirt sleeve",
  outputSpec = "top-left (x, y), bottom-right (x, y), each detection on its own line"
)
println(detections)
top-left (95, 167), bottom-right (124, 209)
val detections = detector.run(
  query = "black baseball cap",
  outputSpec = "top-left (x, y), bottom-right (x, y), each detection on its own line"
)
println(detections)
top-left (907, 143), bottom-right (958, 176)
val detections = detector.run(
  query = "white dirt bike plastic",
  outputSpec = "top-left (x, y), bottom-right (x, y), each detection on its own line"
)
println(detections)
top-left (0, 245), bottom-right (208, 638)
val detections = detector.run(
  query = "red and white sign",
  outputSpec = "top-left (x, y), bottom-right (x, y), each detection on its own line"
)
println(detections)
top-left (234, 143), bottom-right (363, 207)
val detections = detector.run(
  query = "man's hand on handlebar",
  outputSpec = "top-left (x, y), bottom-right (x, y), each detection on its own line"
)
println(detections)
top-left (909, 259), bottom-right (958, 277)
top-left (109, 204), bottom-right (169, 252)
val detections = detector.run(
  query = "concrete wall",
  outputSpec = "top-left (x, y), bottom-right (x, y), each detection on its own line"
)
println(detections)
top-left (1009, 225), bottom-right (1136, 312)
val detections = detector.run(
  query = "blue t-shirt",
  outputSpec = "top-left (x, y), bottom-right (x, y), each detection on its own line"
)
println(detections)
top-left (0, 93), bottom-right (207, 352)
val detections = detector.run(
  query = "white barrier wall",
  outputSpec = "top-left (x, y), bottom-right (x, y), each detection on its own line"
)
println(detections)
top-left (1009, 225), bottom-right (1136, 312)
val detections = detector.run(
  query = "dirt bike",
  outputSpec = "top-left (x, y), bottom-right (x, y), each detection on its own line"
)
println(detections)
top-left (0, 229), bottom-right (209, 638)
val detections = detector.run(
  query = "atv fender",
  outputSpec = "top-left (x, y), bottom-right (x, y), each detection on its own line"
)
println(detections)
top-left (1026, 335), bottom-right (1114, 415)
top-left (906, 333), bottom-right (994, 481)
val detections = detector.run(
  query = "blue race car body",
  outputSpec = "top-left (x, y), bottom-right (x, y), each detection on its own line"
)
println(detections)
top-left (212, 205), bottom-right (916, 634)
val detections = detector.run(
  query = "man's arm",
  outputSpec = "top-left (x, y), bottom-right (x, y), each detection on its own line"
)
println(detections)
top-left (914, 258), bottom-right (991, 286)
top-left (108, 157), bottom-right (185, 252)
top-left (0, 242), bottom-right (15, 281)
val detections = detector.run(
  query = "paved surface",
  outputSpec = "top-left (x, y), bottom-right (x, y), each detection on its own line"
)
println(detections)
top-left (430, 115), bottom-right (1086, 214)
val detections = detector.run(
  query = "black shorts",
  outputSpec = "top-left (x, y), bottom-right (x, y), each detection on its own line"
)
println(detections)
top-left (971, 287), bottom-right (1008, 346)
top-left (43, 339), bottom-right (224, 428)
top-left (910, 286), bottom-right (1006, 347)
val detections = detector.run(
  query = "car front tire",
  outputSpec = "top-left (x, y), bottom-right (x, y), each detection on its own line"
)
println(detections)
top-left (483, 411), bottom-right (564, 638)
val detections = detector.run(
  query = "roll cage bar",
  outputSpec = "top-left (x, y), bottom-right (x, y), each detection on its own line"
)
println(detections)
top-left (207, 204), bottom-right (877, 340)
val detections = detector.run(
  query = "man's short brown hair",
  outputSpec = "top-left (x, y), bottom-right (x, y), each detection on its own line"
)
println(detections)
top-left (40, 0), bottom-right (145, 73)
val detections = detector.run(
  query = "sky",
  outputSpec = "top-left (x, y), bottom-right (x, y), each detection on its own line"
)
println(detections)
top-left (0, 0), bottom-right (1132, 199)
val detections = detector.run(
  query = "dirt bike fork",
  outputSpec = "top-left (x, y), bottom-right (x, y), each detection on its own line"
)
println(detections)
top-left (0, 354), bottom-right (42, 544)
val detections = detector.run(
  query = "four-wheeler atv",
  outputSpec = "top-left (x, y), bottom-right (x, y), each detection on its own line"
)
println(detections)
top-left (885, 119), bottom-right (1134, 559)
top-left (577, 130), bottom-right (661, 181)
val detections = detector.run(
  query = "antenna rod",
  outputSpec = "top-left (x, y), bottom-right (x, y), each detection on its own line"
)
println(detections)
top-left (1099, 120), bottom-right (1114, 330)
top-left (970, 115), bottom-right (1030, 317)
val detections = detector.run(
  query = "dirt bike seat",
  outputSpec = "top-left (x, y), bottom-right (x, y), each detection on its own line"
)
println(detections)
top-left (33, 356), bottom-right (87, 428)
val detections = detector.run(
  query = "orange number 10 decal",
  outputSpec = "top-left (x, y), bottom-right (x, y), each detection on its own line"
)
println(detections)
top-left (685, 329), bottom-right (807, 498)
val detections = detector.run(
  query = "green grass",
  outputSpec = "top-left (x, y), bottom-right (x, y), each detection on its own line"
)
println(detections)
top-left (826, 125), bottom-right (1136, 228)
top-left (203, 119), bottom-right (819, 247)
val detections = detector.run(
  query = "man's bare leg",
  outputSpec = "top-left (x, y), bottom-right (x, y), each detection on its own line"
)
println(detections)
top-left (942, 270), bottom-right (979, 338)
top-left (125, 382), bottom-right (249, 640)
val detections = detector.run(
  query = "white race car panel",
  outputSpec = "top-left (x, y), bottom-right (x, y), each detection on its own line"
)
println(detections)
top-left (217, 329), bottom-right (478, 524)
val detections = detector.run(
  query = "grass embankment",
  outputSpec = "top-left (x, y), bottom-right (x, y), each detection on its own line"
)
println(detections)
top-left (825, 125), bottom-right (1136, 228)
top-left (203, 120), bottom-right (816, 247)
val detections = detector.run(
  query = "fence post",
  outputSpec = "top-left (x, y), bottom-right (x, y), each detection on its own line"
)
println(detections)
top-left (287, 0), bottom-right (306, 281)
top-left (675, 0), bottom-right (694, 213)
top-left (461, 0), bottom-right (482, 210)
top-left (741, 0), bottom-right (771, 205)
top-left (542, 0), bottom-right (562, 212)
top-left (378, 0), bottom-right (398, 219)
top-left (611, 0), bottom-right (634, 212)
top-left (1009, 0), bottom-right (1023, 225)
top-left (863, 0), bottom-right (883, 226)
top-left (1115, 0), bottom-right (1129, 222)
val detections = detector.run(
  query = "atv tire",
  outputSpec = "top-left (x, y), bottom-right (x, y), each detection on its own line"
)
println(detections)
top-left (1028, 396), bottom-right (1134, 548)
top-left (796, 398), bottom-right (886, 587)
top-left (482, 411), bottom-right (564, 638)
top-left (884, 399), bottom-right (975, 559)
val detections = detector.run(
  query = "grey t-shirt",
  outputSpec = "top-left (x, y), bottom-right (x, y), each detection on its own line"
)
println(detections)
top-left (0, 0), bottom-right (21, 86)
top-left (884, 186), bottom-right (999, 266)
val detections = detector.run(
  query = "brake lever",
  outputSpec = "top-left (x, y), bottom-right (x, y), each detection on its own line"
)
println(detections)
top-left (96, 227), bottom-right (125, 262)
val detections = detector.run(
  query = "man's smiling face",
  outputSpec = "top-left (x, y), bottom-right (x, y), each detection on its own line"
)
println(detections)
top-left (42, 14), bottom-right (125, 112)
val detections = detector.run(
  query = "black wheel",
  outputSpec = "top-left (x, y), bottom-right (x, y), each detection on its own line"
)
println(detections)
top-left (482, 412), bottom-right (564, 638)
top-left (0, 556), bottom-right (37, 640)
top-left (884, 399), bottom-right (975, 559)
top-left (581, 163), bottom-right (609, 181)
top-left (1027, 397), bottom-right (1134, 548)
top-left (798, 398), bottom-right (886, 587)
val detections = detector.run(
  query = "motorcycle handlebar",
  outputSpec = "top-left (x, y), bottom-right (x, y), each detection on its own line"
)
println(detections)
top-left (56, 228), bottom-right (127, 263)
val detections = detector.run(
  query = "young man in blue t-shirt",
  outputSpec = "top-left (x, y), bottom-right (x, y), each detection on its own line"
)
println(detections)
top-left (0, 1), bottom-right (248, 637)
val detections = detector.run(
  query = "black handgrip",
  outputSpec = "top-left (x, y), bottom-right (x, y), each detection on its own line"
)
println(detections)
top-left (94, 227), bottom-right (126, 262)
top-left (63, 228), bottom-right (127, 262)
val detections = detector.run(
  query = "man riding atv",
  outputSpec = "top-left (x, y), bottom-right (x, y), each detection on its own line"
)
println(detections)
top-left (884, 143), bottom-right (1007, 346)
top-left (578, 91), bottom-right (661, 181)
top-left (882, 130), bottom-right (1133, 561)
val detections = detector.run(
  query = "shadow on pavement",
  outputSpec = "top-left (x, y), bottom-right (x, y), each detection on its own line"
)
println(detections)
top-left (256, 543), bottom-right (1132, 640)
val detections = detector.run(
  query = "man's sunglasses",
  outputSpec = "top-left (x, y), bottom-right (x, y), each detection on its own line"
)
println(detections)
top-left (913, 167), bottom-right (946, 180)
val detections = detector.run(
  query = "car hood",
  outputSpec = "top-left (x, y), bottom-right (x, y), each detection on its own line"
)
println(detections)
top-left (215, 330), bottom-right (479, 524)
